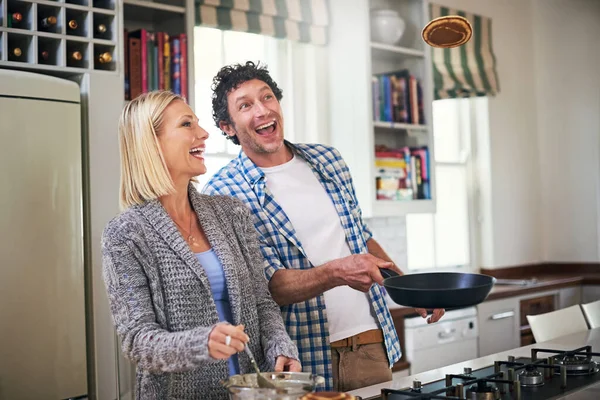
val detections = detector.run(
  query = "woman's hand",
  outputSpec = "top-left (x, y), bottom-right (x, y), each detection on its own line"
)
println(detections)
top-left (274, 356), bottom-right (302, 372)
top-left (208, 323), bottom-right (249, 360)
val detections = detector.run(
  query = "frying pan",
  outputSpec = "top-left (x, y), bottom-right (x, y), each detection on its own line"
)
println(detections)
top-left (380, 269), bottom-right (496, 310)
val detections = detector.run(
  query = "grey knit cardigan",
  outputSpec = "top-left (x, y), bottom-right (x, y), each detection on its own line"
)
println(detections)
top-left (101, 185), bottom-right (299, 399)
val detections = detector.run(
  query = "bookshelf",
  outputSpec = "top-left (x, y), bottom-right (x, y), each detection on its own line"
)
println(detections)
top-left (328, 0), bottom-right (436, 219)
top-left (122, 0), bottom-right (193, 105)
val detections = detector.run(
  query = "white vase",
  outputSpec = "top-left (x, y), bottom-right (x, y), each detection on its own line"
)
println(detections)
top-left (370, 9), bottom-right (406, 45)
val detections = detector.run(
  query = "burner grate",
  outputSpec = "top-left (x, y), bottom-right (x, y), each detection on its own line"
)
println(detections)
top-left (379, 346), bottom-right (600, 399)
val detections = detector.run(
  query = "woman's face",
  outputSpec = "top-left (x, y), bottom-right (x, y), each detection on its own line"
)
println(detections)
top-left (157, 100), bottom-right (209, 183)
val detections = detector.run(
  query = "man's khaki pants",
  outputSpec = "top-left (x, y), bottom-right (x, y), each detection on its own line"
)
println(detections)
top-left (330, 342), bottom-right (393, 392)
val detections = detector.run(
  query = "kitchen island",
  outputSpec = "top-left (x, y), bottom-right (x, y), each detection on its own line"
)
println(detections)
top-left (349, 327), bottom-right (600, 399)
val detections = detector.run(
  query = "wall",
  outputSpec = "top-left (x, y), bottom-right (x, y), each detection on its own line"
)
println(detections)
top-left (532, 0), bottom-right (600, 262)
top-left (372, 0), bottom-right (600, 270)
top-left (431, 0), bottom-right (543, 268)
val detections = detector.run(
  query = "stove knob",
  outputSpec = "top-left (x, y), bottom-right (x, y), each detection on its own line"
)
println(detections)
top-left (463, 367), bottom-right (472, 375)
top-left (412, 380), bottom-right (422, 391)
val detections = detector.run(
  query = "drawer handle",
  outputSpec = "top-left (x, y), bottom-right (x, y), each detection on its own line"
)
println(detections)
top-left (438, 328), bottom-right (456, 339)
top-left (490, 311), bottom-right (515, 320)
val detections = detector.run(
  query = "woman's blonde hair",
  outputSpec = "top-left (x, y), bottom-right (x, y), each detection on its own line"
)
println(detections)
top-left (118, 90), bottom-right (184, 210)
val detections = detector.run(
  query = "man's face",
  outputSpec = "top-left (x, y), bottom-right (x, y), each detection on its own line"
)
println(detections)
top-left (220, 79), bottom-right (286, 164)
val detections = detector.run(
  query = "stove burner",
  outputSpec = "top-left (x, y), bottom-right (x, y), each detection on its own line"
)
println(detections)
top-left (466, 381), bottom-right (500, 400)
top-left (517, 364), bottom-right (544, 387)
top-left (554, 353), bottom-right (599, 375)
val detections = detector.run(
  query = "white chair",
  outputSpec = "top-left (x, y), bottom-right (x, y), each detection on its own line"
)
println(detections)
top-left (581, 299), bottom-right (600, 328)
top-left (526, 305), bottom-right (589, 343)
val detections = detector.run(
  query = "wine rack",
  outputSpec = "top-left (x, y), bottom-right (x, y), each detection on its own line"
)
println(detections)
top-left (0, 0), bottom-right (118, 73)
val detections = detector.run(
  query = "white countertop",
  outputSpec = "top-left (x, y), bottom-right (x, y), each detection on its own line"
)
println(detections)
top-left (348, 327), bottom-right (600, 399)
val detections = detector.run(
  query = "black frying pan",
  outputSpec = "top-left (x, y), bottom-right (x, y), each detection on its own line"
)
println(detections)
top-left (380, 269), bottom-right (496, 310)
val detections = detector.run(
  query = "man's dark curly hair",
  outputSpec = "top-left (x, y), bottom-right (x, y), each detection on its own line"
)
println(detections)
top-left (211, 61), bottom-right (283, 145)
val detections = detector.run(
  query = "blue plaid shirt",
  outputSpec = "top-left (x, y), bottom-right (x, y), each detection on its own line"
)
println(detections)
top-left (202, 142), bottom-right (401, 390)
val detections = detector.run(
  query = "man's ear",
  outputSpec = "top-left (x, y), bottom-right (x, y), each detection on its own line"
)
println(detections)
top-left (219, 121), bottom-right (236, 138)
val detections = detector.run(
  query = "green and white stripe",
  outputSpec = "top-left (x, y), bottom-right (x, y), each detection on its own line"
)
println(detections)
top-left (430, 4), bottom-right (500, 100)
top-left (196, 0), bottom-right (329, 45)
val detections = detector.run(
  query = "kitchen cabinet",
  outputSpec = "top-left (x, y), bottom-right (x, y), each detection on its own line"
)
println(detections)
top-left (519, 293), bottom-right (556, 345)
top-left (477, 297), bottom-right (520, 357)
top-left (558, 286), bottom-right (583, 309)
top-left (327, 0), bottom-right (436, 218)
top-left (582, 285), bottom-right (600, 303)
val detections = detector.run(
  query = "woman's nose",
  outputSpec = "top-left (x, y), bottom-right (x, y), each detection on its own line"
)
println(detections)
top-left (197, 126), bottom-right (209, 139)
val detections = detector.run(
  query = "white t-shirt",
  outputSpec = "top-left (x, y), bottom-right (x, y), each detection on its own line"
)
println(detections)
top-left (261, 155), bottom-right (380, 342)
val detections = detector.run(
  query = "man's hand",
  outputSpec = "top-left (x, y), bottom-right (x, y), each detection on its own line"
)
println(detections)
top-left (274, 356), bottom-right (302, 372)
top-left (332, 253), bottom-right (394, 292)
top-left (415, 308), bottom-right (445, 324)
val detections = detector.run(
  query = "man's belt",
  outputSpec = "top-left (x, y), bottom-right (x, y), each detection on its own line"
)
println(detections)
top-left (330, 329), bottom-right (384, 348)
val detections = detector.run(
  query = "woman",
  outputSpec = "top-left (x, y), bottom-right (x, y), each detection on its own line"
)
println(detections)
top-left (101, 90), bottom-right (301, 399)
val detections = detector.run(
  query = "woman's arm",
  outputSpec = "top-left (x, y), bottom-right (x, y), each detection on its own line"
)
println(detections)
top-left (233, 205), bottom-right (300, 370)
top-left (101, 224), bottom-right (221, 374)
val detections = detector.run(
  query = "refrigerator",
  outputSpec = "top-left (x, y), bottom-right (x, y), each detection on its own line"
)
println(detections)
top-left (0, 69), bottom-right (88, 399)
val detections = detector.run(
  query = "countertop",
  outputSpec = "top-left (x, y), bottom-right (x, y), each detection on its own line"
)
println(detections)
top-left (348, 327), bottom-right (600, 399)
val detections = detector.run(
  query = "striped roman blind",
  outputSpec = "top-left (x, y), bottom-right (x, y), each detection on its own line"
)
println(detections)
top-left (429, 4), bottom-right (500, 100)
top-left (195, 0), bottom-right (329, 45)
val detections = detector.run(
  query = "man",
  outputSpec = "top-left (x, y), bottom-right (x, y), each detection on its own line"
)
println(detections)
top-left (202, 61), bottom-right (445, 392)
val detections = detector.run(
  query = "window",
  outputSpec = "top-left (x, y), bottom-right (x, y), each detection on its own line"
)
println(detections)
top-left (193, 27), bottom-right (328, 189)
top-left (405, 97), bottom-right (487, 271)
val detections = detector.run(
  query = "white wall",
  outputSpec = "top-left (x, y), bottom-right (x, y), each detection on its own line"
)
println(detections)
top-left (374, 0), bottom-right (600, 269)
top-left (411, 0), bottom-right (543, 268)
top-left (532, 0), bottom-right (600, 262)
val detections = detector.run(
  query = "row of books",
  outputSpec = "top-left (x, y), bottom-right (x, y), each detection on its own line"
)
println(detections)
top-left (372, 69), bottom-right (425, 125)
top-left (375, 145), bottom-right (431, 201)
top-left (124, 29), bottom-right (188, 101)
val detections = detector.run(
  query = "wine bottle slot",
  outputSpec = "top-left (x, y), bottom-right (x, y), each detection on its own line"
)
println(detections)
top-left (41, 16), bottom-right (58, 28)
top-left (70, 51), bottom-right (83, 61)
top-left (97, 52), bottom-right (112, 63)
top-left (12, 12), bottom-right (23, 23)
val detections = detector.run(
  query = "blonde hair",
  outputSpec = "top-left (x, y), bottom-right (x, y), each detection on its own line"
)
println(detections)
top-left (118, 90), bottom-right (184, 210)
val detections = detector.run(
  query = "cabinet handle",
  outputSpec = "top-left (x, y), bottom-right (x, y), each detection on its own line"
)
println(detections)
top-left (490, 311), bottom-right (515, 320)
top-left (438, 328), bottom-right (456, 339)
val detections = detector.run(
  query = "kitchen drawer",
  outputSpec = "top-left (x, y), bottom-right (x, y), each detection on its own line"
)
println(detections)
top-left (477, 297), bottom-right (520, 357)
top-left (520, 294), bottom-right (556, 326)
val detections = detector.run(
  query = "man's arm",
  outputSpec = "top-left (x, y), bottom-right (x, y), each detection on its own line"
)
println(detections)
top-left (268, 254), bottom-right (394, 306)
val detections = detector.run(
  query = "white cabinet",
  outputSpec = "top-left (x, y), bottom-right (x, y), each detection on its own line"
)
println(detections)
top-left (477, 297), bottom-right (520, 357)
top-left (328, 0), bottom-right (436, 218)
top-left (582, 285), bottom-right (600, 303)
top-left (559, 286), bottom-right (583, 309)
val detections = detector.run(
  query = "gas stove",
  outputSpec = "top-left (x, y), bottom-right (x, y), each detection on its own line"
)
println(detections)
top-left (368, 345), bottom-right (600, 399)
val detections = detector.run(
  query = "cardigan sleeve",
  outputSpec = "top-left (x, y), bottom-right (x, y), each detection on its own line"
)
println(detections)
top-left (232, 203), bottom-right (300, 368)
top-left (101, 221), bottom-right (219, 374)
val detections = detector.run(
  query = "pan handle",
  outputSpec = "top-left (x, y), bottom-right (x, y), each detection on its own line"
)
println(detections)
top-left (380, 268), bottom-right (400, 279)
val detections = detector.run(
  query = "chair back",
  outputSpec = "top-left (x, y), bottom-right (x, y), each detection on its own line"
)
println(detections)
top-left (526, 304), bottom-right (588, 343)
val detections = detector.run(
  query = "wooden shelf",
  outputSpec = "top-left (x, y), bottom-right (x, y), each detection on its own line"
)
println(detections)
top-left (372, 199), bottom-right (436, 217)
top-left (373, 121), bottom-right (429, 131)
top-left (370, 42), bottom-right (426, 58)
top-left (123, 0), bottom-right (185, 14)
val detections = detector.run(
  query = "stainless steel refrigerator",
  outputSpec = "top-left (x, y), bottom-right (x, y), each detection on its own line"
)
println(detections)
top-left (0, 69), bottom-right (88, 399)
